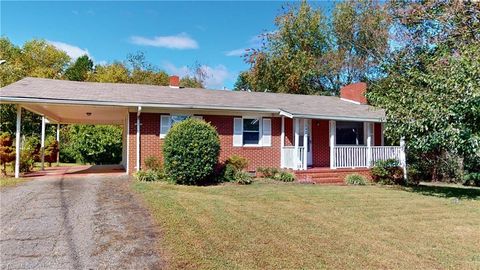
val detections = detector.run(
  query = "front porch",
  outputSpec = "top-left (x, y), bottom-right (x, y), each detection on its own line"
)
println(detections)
top-left (280, 117), bottom-right (406, 173)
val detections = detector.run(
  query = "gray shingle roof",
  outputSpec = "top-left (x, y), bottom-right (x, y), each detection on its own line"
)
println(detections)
top-left (0, 77), bottom-right (385, 122)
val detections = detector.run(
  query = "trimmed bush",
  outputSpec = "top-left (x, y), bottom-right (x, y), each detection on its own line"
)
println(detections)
top-left (163, 118), bottom-right (220, 185)
top-left (371, 159), bottom-right (405, 185)
top-left (345, 174), bottom-right (367, 185)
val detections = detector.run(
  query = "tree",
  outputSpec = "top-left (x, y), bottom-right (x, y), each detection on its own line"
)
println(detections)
top-left (61, 125), bottom-right (123, 165)
top-left (240, 0), bottom-right (389, 94)
top-left (233, 71), bottom-right (253, 91)
top-left (21, 40), bottom-right (70, 79)
top-left (368, 1), bottom-right (480, 180)
top-left (179, 61), bottom-right (208, 88)
top-left (126, 51), bottom-right (169, 85)
top-left (0, 133), bottom-right (15, 176)
top-left (64, 55), bottom-right (93, 81)
top-left (179, 76), bottom-right (203, 88)
top-left (88, 62), bottom-right (129, 83)
top-left (44, 136), bottom-right (59, 166)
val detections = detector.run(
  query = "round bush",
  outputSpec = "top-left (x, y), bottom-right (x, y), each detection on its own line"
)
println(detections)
top-left (163, 118), bottom-right (220, 185)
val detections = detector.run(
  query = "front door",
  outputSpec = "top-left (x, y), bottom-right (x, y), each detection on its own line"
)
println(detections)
top-left (298, 119), bottom-right (313, 167)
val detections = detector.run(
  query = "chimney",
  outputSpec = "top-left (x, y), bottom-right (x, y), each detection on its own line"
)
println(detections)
top-left (340, 82), bottom-right (367, 104)
top-left (169, 75), bottom-right (180, 88)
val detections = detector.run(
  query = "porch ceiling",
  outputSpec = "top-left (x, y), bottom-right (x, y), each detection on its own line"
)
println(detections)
top-left (22, 103), bottom-right (127, 125)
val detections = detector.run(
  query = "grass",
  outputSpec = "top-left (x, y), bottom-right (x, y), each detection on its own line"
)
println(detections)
top-left (0, 176), bottom-right (26, 188)
top-left (133, 181), bottom-right (480, 269)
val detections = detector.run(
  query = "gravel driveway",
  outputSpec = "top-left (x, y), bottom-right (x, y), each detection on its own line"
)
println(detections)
top-left (0, 173), bottom-right (164, 269)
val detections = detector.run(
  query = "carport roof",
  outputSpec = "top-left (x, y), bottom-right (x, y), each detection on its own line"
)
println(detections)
top-left (0, 77), bottom-right (386, 122)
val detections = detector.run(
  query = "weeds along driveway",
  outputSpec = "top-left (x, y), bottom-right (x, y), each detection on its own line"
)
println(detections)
top-left (0, 173), bottom-right (164, 270)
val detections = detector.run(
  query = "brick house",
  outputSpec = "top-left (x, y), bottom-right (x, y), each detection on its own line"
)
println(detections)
top-left (0, 77), bottom-right (406, 181)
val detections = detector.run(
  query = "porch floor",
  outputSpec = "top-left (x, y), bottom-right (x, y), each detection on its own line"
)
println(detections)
top-left (293, 167), bottom-right (371, 185)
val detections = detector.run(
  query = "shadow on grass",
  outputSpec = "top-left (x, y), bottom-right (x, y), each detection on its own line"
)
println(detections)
top-left (403, 184), bottom-right (480, 200)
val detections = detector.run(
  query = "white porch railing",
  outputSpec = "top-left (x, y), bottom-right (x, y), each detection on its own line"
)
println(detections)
top-left (282, 146), bottom-right (305, 170)
top-left (333, 145), bottom-right (404, 169)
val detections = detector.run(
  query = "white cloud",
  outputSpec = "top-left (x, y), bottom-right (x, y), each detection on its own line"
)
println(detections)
top-left (47, 40), bottom-right (90, 60)
top-left (163, 62), bottom-right (232, 89)
top-left (225, 48), bottom-right (247, 57)
top-left (130, 33), bottom-right (198, 49)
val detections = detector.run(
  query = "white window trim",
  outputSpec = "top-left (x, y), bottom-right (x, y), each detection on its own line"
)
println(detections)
top-left (159, 114), bottom-right (203, 139)
top-left (242, 116), bottom-right (263, 147)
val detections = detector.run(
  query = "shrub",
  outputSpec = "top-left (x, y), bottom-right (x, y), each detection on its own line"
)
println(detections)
top-left (463, 173), bottom-right (480, 187)
top-left (18, 136), bottom-right (40, 173)
top-left (222, 163), bottom-right (237, 182)
top-left (134, 169), bottom-right (165, 182)
top-left (274, 171), bottom-right (296, 182)
top-left (44, 136), bottom-right (59, 166)
top-left (145, 156), bottom-right (162, 171)
top-left (226, 155), bottom-right (248, 171)
top-left (345, 174), bottom-right (367, 185)
top-left (371, 159), bottom-right (405, 185)
top-left (0, 132), bottom-right (16, 176)
top-left (163, 118), bottom-right (220, 185)
top-left (234, 171), bottom-right (253, 185)
top-left (257, 167), bottom-right (280, 178)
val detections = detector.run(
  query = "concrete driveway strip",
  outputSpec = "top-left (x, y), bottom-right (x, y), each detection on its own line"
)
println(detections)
top-left (0, 174), bottom-right (164, 270)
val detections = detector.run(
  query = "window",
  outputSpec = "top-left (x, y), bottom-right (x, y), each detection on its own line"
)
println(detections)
top-left (160, 115), bottom-right (202, 138)
top-left (336, 121), bottom-right (364, 145)
top-left (243, 118), bottom-right (260, 145)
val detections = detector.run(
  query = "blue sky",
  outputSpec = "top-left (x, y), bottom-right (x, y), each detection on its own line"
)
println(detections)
top-left (1, 1), bottom-right (333, 89)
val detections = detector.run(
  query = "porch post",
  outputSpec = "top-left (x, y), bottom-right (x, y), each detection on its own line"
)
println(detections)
top-left (303, 119), bottom-right (308, 170)
top-left (14, 105), bottom-right (21, 179)
top-left (280, 116), bottom-right (285, 168)
top-left (56, 123), bottom-right (60, 166)
top-left (400, 137), bottom-right (407, 182)
top-left (40, 116), bottom-right (46, 170)
top-left (136, 107), bottom-right (142, 172)
top-left (380, 123), bottom-right (385, 146)
top-left (329, 120), bottom-right (336, 169)
top-left (294, 118), bottom-right (299, 170)
top-left (366, 122), bottom-right (372, 168)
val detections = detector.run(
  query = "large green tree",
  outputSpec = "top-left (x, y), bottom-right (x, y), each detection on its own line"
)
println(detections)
top-left (64, 55), bottom-right (94, 81)
top-left (239, 0), bottom-right (389, 94)
top-left (368, 0), bottom-right (480, 180)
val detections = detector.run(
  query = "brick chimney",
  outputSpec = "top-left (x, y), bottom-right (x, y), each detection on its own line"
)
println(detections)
top-left (340, 82), bottom-right (367, 104)
top-left (169, 75), bottom-right (180, 88)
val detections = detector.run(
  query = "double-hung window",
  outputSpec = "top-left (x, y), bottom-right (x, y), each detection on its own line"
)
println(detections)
top-left (233, 117), bottom-right (271, 147)
top-left (243, 118), bottom-right (260, 145)
top-left (160, 114), bottom-right (202, 138)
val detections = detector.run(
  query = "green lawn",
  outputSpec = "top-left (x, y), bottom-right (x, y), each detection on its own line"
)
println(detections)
top-left (0, 177), bottom-right (26, 188)
top-left (133, 181), bottom-right (480, 269)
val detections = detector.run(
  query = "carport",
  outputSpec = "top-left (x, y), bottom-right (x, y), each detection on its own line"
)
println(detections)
top-left (4, 100), bottom-right (129, 178)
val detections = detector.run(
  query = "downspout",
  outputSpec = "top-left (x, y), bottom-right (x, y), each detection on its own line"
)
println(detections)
top-left (136, 106), bottom-right (142, 172)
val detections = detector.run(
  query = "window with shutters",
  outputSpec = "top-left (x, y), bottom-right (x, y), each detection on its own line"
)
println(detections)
top-left (243, 118), bottom-right (260, 145)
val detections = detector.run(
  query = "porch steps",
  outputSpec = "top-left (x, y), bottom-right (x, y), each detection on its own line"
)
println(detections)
top-left (294, 168), bottom-right (371, 185)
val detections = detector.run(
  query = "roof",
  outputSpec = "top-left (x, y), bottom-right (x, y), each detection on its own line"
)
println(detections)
top-left (0, 77), bottom-right (385, 122)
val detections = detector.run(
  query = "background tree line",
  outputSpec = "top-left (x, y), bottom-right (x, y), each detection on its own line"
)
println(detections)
top-left (235, 0), bottom-right (479, 182)
top-left (0, 38), bottom-right (207, 166)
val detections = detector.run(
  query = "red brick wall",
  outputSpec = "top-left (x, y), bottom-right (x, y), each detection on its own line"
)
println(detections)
top-left (284, 118), bottom-right (294, 146)
top-left (311, 119), bottom-right (330, 167)
top-left (128, 113), bottom-right (284, 173)
top-left (374, 123), bottom-right (382, 146)
top-left (203, 115), bottom-right (281, 171)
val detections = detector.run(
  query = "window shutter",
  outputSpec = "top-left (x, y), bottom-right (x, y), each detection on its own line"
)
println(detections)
top-left (233, 118), bottom-right (243, 146)
top-left (160, 115), bottom-right (171, 138)
top-left (262, 118), bottom-right (272, 146)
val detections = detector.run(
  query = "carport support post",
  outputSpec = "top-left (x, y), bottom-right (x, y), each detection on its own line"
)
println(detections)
top-left (14, 105), bottom-right (21, 179)
top-left (56, 123), bottom-right (60, 166)
top-left (136, 107), bottom-right (142, 172)
top-left (41, 116), bottom-right (46, 170)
